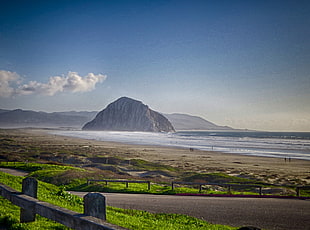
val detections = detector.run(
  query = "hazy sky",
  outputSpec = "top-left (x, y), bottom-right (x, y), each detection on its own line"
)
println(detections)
top-left (1, 0), bottom-right (309, 131)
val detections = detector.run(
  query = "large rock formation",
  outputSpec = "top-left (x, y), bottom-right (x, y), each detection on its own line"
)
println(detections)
top-left (82, 97), bottom-right (175, 132)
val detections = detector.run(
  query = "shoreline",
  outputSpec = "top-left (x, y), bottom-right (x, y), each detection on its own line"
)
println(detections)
top-left (50, 129), bottom-right (310, 161)
top-left (1, 128), bottom-right (310, 186)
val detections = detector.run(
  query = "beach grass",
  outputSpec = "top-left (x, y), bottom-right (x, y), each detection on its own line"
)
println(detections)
top-left (0, 162), bottom-right (265, 196)
top-left (1, 161), bottom-right (304, 196)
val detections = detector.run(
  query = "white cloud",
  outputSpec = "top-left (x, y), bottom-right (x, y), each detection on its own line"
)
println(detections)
top-left (0, 70), bottom-right (21, 97)
top-left (0, 70), bottom-right (107, 97)
top-left (62, 72), bottom-right (106, 93)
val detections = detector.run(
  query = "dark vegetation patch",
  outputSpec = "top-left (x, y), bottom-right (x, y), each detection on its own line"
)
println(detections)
top-left (87, 156), bottom-right (122, 164)
top-left (129, 159), bottom-right (178, 171)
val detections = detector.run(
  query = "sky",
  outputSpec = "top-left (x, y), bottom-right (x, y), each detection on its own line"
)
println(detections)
top-left (0, 0), bottom-right (309, 131)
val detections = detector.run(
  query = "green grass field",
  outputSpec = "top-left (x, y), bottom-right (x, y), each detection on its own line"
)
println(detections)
top-left (0, 169), bottom-right (237, 230)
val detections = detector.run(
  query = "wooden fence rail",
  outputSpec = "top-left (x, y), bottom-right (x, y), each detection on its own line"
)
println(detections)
top-left (88, 179), bottom-right (308, 196)
top-left (0, 177), bottom-right (127, 230)
top-left (171, 181), bottom-right (263, 195)
top-left (88, 179), bottom-right (151, 190)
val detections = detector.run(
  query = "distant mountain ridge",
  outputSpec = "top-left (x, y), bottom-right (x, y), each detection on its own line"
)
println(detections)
top-left (165, 113), bottom-right (233, 131)
top-left (0, 100), bottom-right (234, 131)
top-left (83, 97), bottom-right (175, 132)
top-left (0, 109), bottom-right (96, 128)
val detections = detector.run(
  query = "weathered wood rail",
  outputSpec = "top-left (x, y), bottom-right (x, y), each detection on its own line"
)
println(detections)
top-left (0, 177), bottom-right (127, 230)
top-left (171, 181), bottom-right (263, 195)
top-left (88, 179), bottom-right (309, 196)
top-left (172, 182), bottom-right (310, 197)
top-left (88, 179), bottom-right (151, 190)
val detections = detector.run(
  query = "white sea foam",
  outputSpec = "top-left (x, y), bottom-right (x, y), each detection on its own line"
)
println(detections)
top-left (50, 130), bottom-right (310, 160)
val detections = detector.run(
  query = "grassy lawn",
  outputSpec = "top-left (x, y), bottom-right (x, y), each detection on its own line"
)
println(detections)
top-left (0, 170), bottom-right (237, 230)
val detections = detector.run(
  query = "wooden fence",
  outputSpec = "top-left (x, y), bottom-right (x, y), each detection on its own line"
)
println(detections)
top-left (0, 177), bottom-right (127, 230)
top-left (172, 182), bottom-right (310, 197)
top-left (87, 179), bottom-right (151, 190)
top-left (171, 181), bottom-right (263, 195)
top-left (87, 179), bottom-right (309, 196)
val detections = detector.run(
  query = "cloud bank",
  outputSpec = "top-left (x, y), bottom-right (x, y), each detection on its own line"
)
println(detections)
top-left (0, 70), bottom-right (107, 97)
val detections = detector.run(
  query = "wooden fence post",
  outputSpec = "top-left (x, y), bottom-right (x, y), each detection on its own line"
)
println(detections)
top-left (228, 185), bottom-right (231, 194)
top-left (84, 193), bottom-right (106, 220)
top-left (296, 187), bottom-right (300, 197)
top-left (20, 177), bottom-right (38, 223)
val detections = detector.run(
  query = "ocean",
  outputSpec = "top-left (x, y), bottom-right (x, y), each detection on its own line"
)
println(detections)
top-left (50, 130), bottom-right (310, 161)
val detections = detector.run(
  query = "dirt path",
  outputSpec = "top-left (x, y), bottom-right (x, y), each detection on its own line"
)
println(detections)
top-left (0, 168), bottom-right (28, 177)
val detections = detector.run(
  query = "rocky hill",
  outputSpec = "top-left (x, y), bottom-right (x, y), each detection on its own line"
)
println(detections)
top-left (82, 97), bottom-right (175, 132)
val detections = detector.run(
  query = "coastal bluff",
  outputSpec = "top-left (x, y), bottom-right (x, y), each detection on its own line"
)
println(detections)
top-left (82, 97), bottom-right (175, 132)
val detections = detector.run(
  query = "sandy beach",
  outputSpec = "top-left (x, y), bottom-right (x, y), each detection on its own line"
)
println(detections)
top-left (1, 128), bottom-right (309, 186)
